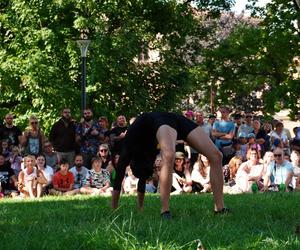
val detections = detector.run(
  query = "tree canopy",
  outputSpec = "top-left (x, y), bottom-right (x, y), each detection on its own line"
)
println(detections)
top-left (0, 0), bottom-right (299, 133)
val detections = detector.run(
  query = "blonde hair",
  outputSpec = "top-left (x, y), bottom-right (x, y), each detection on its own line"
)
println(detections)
top-left (228, 156), bottom-right (242, 179)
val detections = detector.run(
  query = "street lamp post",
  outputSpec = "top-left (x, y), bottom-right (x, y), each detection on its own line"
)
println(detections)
top-left (77, 30), bottom-right (91, 115)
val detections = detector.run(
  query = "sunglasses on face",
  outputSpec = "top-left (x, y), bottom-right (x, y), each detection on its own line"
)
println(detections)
top-left (31, 121), bottom-right (38, 125)
top-left (274, 154), bottom-right (282, 157)
top-left (246, 116), bottom-right (252, 118)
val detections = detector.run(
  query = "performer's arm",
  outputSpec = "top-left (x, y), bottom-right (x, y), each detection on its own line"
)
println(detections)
top-left (112, 152), bottom-right (130, 209)
top-left (137, 178), bottom-right (146, 211)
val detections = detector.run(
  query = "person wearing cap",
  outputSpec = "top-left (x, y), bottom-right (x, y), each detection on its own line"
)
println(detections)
top-left (238, 132), bottom-right (248, 161)
top-left (171, 152), bottom-right (192, 194)
top-left (112, 112), bottom-right (226, 218)
top-left (246, 133), bottom-right (262, 160)
top-left (212, 107), bottom-right (235, 150)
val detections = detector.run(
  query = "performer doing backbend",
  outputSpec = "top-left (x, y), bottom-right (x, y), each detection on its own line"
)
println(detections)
top-left (112, 112), bottom-right (228, 218)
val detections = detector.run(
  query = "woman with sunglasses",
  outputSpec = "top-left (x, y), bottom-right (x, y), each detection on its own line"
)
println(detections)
top-left (21, 115), bottom-right (47, 156)
top-left (97, 143), bottom-right (111, 169)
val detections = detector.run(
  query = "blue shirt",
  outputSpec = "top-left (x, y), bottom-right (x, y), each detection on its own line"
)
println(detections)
top-left (213, 120), bottom-right (235, 149)
top-left (267, 160), bottom-right (293, 185)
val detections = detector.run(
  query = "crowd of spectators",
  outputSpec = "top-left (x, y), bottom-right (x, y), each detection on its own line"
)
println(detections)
top-left (0, 107), bottom-right (300, 199)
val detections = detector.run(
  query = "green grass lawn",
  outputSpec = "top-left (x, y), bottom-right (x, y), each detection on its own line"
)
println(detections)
top-left (1, 192), bottom-right (299, 250)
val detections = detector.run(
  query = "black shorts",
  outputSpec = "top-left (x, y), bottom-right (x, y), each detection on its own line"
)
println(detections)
top-left (124, 112), bottom-right (198, 151)
top-left (121, 112), bottom-right (198, 179)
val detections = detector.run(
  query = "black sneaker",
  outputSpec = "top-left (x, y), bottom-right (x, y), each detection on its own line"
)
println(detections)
top-left (161, 211), bottom-right (172, 219)
top-left (214, 208), bottom-right (230, 215)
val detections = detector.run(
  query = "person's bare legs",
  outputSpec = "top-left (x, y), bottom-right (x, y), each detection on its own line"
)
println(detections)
top-left (186, 127), bottom-right (224, 211)
top-left (156, 125), bottom-right (177, 213)
top-left (26, 180), bottom-right (36, 198)
top-left (36, 183), bottom-right (43, 198)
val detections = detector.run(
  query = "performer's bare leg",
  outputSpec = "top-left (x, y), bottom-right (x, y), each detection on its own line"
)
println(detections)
top-left (156, 125), bottom-right (177, 213)
top-left (186, 127), bottom-right (224, 211)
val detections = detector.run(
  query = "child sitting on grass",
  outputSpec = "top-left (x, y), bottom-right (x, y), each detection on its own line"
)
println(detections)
top-left (49, 159), bottom-right (80, 196)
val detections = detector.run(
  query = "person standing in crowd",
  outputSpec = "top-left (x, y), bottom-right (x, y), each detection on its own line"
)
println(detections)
top-left (232, 113), bottom-right (242, 139)
top-left (49, 108), bottom-right (76, 166)
top-left (270, 122), bottom-right (290, 154)
top-left (195, 111), bottom-right (212, 139)
top-left (109, 115), bottom-right (128, 155)
top-left (238, 111), bottom-right (254, 135)
top-left (263, 147), bottom-right (293, 192)
top-left (207, 114), bottom-right (216, 128)
top-left (252, 119), bottom-right (267, 156)
top-left (76, 108), bottom-right (102, 168)
top-left (98, 116), bottom-right (110, 144)
top-left (0, 113), bottom-right (22, 148)
top-left (20, 116), bottom-right (47, 156)
top-left (212, 106), bottom-right (235, 150)
top-left (112, 112), bottom-right (226, 218)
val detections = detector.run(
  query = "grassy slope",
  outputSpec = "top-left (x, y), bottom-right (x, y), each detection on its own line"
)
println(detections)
top-left (0, 193), bottom-right (299, 250)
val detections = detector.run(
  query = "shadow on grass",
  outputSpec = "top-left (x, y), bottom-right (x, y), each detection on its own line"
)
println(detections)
top-left (0, 193), bottom-right (299, 249)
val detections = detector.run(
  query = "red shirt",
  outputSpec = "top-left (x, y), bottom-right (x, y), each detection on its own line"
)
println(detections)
top-left (53, 171), bottom-right (74, 189)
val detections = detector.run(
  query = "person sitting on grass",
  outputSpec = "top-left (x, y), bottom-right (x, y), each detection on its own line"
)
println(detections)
top-left (263, 147), bottom-right (293, 192)
top-left (69, 154), bottom-right (89, 189)
top-left (227, 156), bottom-right (243, 186)
top-left (172, 152), bottom-right (192, 194)
top-left (123, 167), bottom-right (139, 194)
top-left (80, 157), bottom-right (111, 195)
top-left (246, 133), bottom-right (262, 160)
top-left (233, 149), bottom-right (264, 193)
top-left (36, 154), bottom-right (54, 194)
top-left (49, 159), bottom-right (80, 196)
top-left (295, 174), bottom-right (300, 191)
top-left (112, 112), bottom-right (226, 219)
top-left (0, 154), bottom-right (18, 198)
top-left (18, 155), bottom-right (47, 198)
top-left (191, 154), bottom-right (211, 193)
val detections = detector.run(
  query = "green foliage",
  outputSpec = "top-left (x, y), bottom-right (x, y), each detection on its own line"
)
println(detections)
top-left (0, 0), bottom-right (231, 133)
top-left (2, 0), bottom-right (298, 134)
top-left (196, 0), bottom-right (300, 115)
